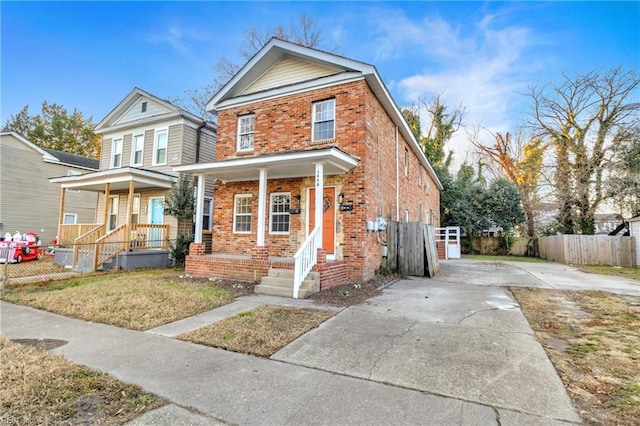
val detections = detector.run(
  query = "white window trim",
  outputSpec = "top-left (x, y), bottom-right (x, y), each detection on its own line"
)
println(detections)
top-left (312, 99), bottom-right (336, 142)
top-left (153, 128), bottom-right (168, 166)
top-left (236, 114), bottom-right (255, 152)
top-left (111, 137), bottom-right (123, 168)
top-left (63, 213), bottom-right (77, 224)
top-left (233, 194), bottom-right (252, 234)
top-left (202, 196), bottom-right (213, 231)
top-left (131, 133), bottom-right (145, 167)
top-left (269, 192), bottom-right (291, 235)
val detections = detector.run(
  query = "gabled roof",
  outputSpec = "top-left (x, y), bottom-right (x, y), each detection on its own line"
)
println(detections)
top-left (207, 38), bottom-right (442, 190)
top-left (95, 87), bottom-right (213, 134)
top-left (0, 131), bottom-right (98, 171)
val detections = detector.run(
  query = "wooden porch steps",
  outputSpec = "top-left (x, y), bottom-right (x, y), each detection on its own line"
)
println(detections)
top-left (255, 268), bottom-right (320, 299)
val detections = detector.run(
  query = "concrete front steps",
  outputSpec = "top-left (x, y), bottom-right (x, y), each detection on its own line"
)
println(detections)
top-left (255, 268), bottom-right (320, 298)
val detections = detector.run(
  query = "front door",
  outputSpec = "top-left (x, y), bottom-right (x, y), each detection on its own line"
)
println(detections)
top-left (149, 197), bottom-right (164, 246)
top-left (308, 187), bottom-right (335, 255)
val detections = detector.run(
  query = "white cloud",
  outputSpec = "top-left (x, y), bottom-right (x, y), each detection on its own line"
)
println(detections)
top-left (365, 7), bottom-right (547, 168)
top-left (145, 26), bottom-right (208, 54)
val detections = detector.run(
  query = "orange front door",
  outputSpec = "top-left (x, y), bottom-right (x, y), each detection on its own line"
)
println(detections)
top-left (308, 187), bottom-right (335, 255)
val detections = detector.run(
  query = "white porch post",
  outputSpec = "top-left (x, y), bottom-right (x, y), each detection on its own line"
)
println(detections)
top-left (314, 163), bottom-right (324, 244)
top-left (194, 174), bottom-right (205, 244)
top-left (257, 168), bottom-right (267, 246)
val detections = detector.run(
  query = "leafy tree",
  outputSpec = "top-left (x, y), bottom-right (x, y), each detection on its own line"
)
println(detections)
top-left (402, 95), bottom-right (466, 225)
top-left (2, 102), bottom-right (100, 158)
top-left (449, 174), bottom-right (524, 237)
top-left (527, 67), bottom-right (640, 234)
top-left (472, 131), bottom-right (548, 236)
top-left (174, 13), bottom-right (338, 117)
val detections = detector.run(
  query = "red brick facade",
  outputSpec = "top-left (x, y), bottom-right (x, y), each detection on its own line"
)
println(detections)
top-left (188, 79), bottom-right (439, 284)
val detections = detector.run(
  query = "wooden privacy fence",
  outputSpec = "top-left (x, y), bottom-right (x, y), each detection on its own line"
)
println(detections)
top-left (466, 236), bottom-right (535, 256)
top-left (386, 221), bottom-right (439, 277)
top-left (538, 235), bottom-right (636, 267)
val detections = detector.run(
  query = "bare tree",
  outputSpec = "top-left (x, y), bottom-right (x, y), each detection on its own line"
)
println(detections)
top-left (472, 130), bottom-right (549, 236)
top-left (527, 67), bottom-right (640, 234)
top-left (175, 13), bottom-right (338, 117)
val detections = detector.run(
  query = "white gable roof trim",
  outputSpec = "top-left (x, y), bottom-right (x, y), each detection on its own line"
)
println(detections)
top-left (95, 87), bottom-right (210, 134)
top-left (207, 38), bottom-right (442, 191)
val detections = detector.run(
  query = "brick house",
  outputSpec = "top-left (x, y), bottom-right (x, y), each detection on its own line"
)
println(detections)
top-left (175, 38), bottom-right (441, 297)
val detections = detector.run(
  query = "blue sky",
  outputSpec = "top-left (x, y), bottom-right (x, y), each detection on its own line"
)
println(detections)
top-left (2, 1), bottom-right (638, 160)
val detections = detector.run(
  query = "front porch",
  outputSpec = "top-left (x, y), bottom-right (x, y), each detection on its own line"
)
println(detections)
top-left (55, 223), bottom-right (171, 272)
top-left (175, 147), bottom-right (360, 298)
top-left (49, 167), bottom-right (178, 272)
top-left (186, 243), bottom-right (348, 298)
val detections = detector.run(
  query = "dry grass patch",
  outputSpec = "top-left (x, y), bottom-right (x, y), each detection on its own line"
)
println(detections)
top-left (512, 288), bottom-right (640, 425)
top-left (1, 270), bottom-right (252, 330)
top-left (0, 336), bottom-right (165, 424)
top-left (180, 305), bottom-right (333, 357)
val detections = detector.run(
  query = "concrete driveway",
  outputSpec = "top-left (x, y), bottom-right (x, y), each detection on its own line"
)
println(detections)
top-left (273, 259), bottom-right (619, 423)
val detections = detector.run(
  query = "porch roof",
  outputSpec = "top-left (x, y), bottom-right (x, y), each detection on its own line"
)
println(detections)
top-left (49, 167), bottom-right (177, 192)
top-left (173, 147), bottom-right (359, 182)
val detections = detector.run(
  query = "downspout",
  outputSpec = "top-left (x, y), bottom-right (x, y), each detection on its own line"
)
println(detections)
top-left (195, 121), bottom-right (206, 163)
top-left (395, 126), bottom-right (399, 221)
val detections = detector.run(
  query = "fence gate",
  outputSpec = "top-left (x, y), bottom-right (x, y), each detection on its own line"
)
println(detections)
top-left (435, 227), bottom-right (461, 259)
top-left (387, 221), bottom-right (439, 277)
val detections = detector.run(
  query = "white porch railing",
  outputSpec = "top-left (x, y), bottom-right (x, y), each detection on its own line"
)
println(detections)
top-left (293, 226), bottom-right (322, 299)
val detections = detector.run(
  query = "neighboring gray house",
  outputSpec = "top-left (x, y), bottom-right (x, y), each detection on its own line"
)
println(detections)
top-left (48, 88), bottom-right (217, 271)
top-left (0, 131), bottom-right (99, 243)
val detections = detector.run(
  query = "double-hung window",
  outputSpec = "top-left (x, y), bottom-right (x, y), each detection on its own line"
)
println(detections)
top-left (312, 99), bottom-right (335, 141)
top-left (111, 138), bottom-right (123, 168)
top-left (202, 197), bottom-right (213, 231)
top-left (237, 114), bottom-right (255, 151)
top-left (108, 196), bottom-right (119, 231)
top-left (131, 194), bottom-right (140, 225)
top-left (269, 193), bottom-right (290, 234)
top-left (153, 129), bottom-right (168, 165)
top-left (233, 194), bottom-right (252, 233)
top-left (131, 133), bottom-right (144, 166)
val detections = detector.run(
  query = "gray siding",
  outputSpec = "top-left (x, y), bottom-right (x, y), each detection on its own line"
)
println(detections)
top-left (115, 98), bottom-right (172, 125)
top-left (0, 134), bottom-right (98, 242)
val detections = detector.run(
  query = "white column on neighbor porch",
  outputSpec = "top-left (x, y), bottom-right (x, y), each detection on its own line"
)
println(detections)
top-left (194, 174), bottom-right (205, 244)
top-left (314, 162), bottom-right (324, 243)
top-left (257, 168), bottom-right (267, 246)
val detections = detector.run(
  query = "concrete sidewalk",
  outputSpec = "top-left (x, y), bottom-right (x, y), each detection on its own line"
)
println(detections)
top-left (4, 258), bottom-right (619, 425)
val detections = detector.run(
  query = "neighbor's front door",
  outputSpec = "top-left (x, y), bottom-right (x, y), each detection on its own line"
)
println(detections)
top-left (308, 187), bottom-right (335, 255)
top-left (149, 197), bottom-right (164, 246)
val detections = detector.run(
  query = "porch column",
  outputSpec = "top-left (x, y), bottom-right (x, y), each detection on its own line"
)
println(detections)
top-left (124, 180), bottom-right (135, 251)
top-left (314, 162), bottom-right (324, 244)
top-left (102, 183), bottom-right (111, 232)
top-left (194, 174), bottom-right (205, 244)
top-left (57, 188), bottom-right (66, 241)
top-left (256, 168), bottom-right (267, 246)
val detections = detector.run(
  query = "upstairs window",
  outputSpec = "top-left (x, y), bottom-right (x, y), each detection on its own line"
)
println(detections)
top-left (312, 99), bottom-right (335, 141)
top-left (111, 138), bottom-right (123, 168)
top-left (233, 194), bottom-right (252, 233)
top-left (269, 193), bottom-right (290, 234)
top-left (153, 129), bottom-right (168, 165)
top-left (131, 133), bottom-right (144, 166)
top-left (237, 114), bottom-right (255, 151)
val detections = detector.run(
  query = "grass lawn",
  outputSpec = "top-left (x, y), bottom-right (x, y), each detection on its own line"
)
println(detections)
top-left (580, 265), bottom-right (640, 282)
top-left (180, 305), bottom-right (334, 357)
top-left (1, 269), bottom-right (253, 330)
top-left (513, 288), bottom-right (640, 425)
top-left (463, 254), bottom-right (547, 263)
top-left (0, 336), bottom-right (165, 424)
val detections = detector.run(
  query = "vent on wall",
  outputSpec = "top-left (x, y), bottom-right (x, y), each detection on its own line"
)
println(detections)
top-left (141, 102), bottom-right (147, 113)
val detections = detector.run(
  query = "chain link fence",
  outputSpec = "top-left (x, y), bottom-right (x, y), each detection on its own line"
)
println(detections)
top-left (1, 238), bottom-right (183, 292)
